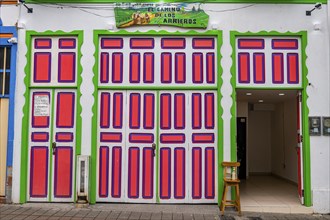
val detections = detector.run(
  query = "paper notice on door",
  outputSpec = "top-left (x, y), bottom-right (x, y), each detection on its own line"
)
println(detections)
top-left (34, 95), bottom-right (50, 116)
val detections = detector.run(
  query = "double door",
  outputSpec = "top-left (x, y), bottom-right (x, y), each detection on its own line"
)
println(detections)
top-left (96, 90), bottom-right (217, 203)
top-left (27, 89), bottom-right (77, 202)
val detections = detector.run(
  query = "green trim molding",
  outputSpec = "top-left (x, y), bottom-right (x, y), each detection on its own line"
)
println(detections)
top-left (229, 31), bottom-right (311, 206)
top-left (91, 29), bottom-right (223, 204)
top-left (26, 0), bottom-right (327, 4)
top-left (20, 30), bottom-right (83, 203)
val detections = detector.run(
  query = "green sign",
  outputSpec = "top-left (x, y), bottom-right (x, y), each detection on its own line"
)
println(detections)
top-left (114, 3), bottom-right (209, 29)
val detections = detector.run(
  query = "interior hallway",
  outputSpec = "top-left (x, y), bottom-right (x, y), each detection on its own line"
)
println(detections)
top-left (240, 175), bottom-right (313, 214)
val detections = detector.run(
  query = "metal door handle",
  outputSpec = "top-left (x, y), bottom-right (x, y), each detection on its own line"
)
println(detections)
top-left (52, 142), bottom-right (57, 155)
top-left (152, 143), bottom-right (156, 157)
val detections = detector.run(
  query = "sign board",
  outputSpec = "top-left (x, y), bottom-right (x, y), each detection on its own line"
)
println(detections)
top-left (114, 3), bottom-right (209, 29)
top-left (34, 95), bottom-right (50, 116)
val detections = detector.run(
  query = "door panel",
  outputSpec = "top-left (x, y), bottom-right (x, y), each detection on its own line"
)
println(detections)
top-left (28, 89), bottom-right (76, 202)
top-left (189, 91), bottom-right (217, 203)
top-left (126, 91), bottom-right (156, 203)
top-left (97, 91), bottom-right (127, 202)
top-left (297, 92), bottom-right (304, 204)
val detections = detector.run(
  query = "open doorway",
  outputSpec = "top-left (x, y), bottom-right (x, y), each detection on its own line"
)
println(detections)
top-left (236, 89), bottom-right (311, 213)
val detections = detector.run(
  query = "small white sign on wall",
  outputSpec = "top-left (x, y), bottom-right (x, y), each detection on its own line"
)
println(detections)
top-left (34, 95), bottom-right (50, 116)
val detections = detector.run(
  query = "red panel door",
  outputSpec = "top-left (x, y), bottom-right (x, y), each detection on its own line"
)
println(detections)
top-left (28, 89), bottom-right (76, 202)
top-left (126, 91), bottom-right (156, 203)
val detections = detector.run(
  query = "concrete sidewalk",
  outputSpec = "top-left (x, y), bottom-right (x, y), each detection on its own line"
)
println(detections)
top-left (0, 203), bottom-right (330, 220)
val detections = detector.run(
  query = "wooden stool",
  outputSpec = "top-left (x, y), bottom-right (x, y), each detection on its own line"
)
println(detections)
top-left (220, 162), bottom-right (241, 216)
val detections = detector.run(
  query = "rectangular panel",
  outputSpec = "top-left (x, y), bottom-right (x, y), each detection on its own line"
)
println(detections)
top-left (160, 94), bottom-right (171, 129)
top-left (192, 147), bottom-right (202, 199)
top-left (205, 147), bottom-right (215, 199)
top-left (30, 147), bottom-right (48, 197)
top-left (128, 147), bottom-right (140, 198)
top-left (287, 53), bottom-right (299, 84)
top-left (100, 53), bottom-right (109, 83)
top-left (32, 92), bottom-right (50, 128)
top-left (205, 93), bottom-right (214, 129)
top-left (112, 53), bottom-right (123, 83)
top-left (161, 53), bottom-right (172, 83)
top-left (130, 53), bottom-right (140, 83)
top-left (174, 93), bottom-right (185, 129)
top-left (112, 147), bottom-right (122, 198)
top-left (54, 147), bottom-right (72, 198)
top-left (238, 53), bottom-right (250, 83)
top-left (55, 132), bottom-right (73, 142)
top-left (59, 38), bottom-right (76, 49)
top-left (272, 53), bottom-right (284, 84)
top-left (35, 38), bottom-right (52, 49)
top-left (161, 38), bottom-right (186, 49)
top-left (143, 53), bottom-right (154, 83)
top-left (130, 38), bottom-right (154, 49)
top-left (253, 53), bottom-right (265, 84)
top-left (129, 93), bottom-right (141, 129)
top-left (192, 93), bottom-right (201, 129)
top-left (100, 92), bottom-right (110, 128)
top-left (31, 132), bottom-right (49, 142)
top-left (142, 148), bottom-right (154, 199)
top-left (272, 39), bottom-right (298, 49)
top-left (192, 53), bottom-right (203, 83)
top-left (101, 38), bottom-right (123, 49)
top-left (192, 38), bottom-right (214, 49)
top-left (129, 133), bottom-right (154, 143)
top-left (99, 146), bottom-right (109, 198)
top-left (192, 133), bottom-right (215, 143)
top-left (160, 134), bottom-right (185, 144)
top-left (160, 148), bottom-right (171, 199)
top-left (174, 148), bottom-right (185, 199)
top-left (113, 93), bottom-right (123, 128)
top-left (206, 53), bottom-right (215, 83)
top-left (58, 52), bottom-right (76, 83)
top-left (238, 39), bottom-right (264, 49)
top-left (175, 53), bottom-right (186, 83)
top-left (100, 132), bottom-right (122, 142)
top-left (143, 94), bottom-right (155, 129)
top-left (56, 92), bottom-right (75, 128)
top-left (34, 52), bottom-right (51, 83)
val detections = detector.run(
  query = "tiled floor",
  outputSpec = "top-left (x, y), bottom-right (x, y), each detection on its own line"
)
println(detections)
top-left (240, 175), bottom-right (313, 214)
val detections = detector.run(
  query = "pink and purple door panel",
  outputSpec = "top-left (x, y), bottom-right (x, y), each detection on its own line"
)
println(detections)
top-left (159, 91), bottom-right (217, 203)
top-left (189, 91), bottom-right (217, 203)
top-left (31, 37), bottom-right (77, 87)
top-left (28, 89), bottom-right (76, 202)
top-left (98, 37), bottom-right (217, 87)
top-left (159, 91), bottom-right (188, 203)
top-left (97, 91), bottom-right (127, 202)
top-left (126, 91), bottom-right (157, 203)
top-left (236, 37), bottom-right (301, 88)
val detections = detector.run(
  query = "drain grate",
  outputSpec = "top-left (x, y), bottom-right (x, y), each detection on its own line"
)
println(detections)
top-left (247, 217), bottom-right (263, 220)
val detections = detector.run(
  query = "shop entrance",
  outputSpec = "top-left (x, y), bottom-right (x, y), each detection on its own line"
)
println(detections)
top-left (236, 89), bottom-right (307, 211)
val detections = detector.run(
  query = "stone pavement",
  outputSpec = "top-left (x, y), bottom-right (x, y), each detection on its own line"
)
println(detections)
top-left (0, 203), bottom-right (330, 220)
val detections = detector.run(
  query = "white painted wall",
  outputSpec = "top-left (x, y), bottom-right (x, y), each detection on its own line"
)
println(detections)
top-left (0, 4), bottom-right (19, 26)
top-left (248, 110), bottom-right (271, 174)
top-left (271, 100), bottom-right (298, 184)
top-left (7, 2), bottom-right (329, 213)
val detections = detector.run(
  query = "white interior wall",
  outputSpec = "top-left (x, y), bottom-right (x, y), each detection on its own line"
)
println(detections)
top-left (248, 110), bottom-right (271, 174)
top-left (271, 100), bottom-right (298, 183)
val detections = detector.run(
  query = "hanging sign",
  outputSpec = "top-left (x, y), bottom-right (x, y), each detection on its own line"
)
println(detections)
top-left (114, 3), bottom-right (209, 29)
top-left (34, 95), bottom-right (50, 116)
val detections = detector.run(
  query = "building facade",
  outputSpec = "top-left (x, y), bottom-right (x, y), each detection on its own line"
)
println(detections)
top-left (0, 0), bottom-right (329, 214)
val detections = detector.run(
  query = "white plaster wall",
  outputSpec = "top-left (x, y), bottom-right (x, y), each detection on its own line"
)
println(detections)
top-left (10, 3), bottom-right (330, 213)
top-left (0, 4), bottom-right (19, 26)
